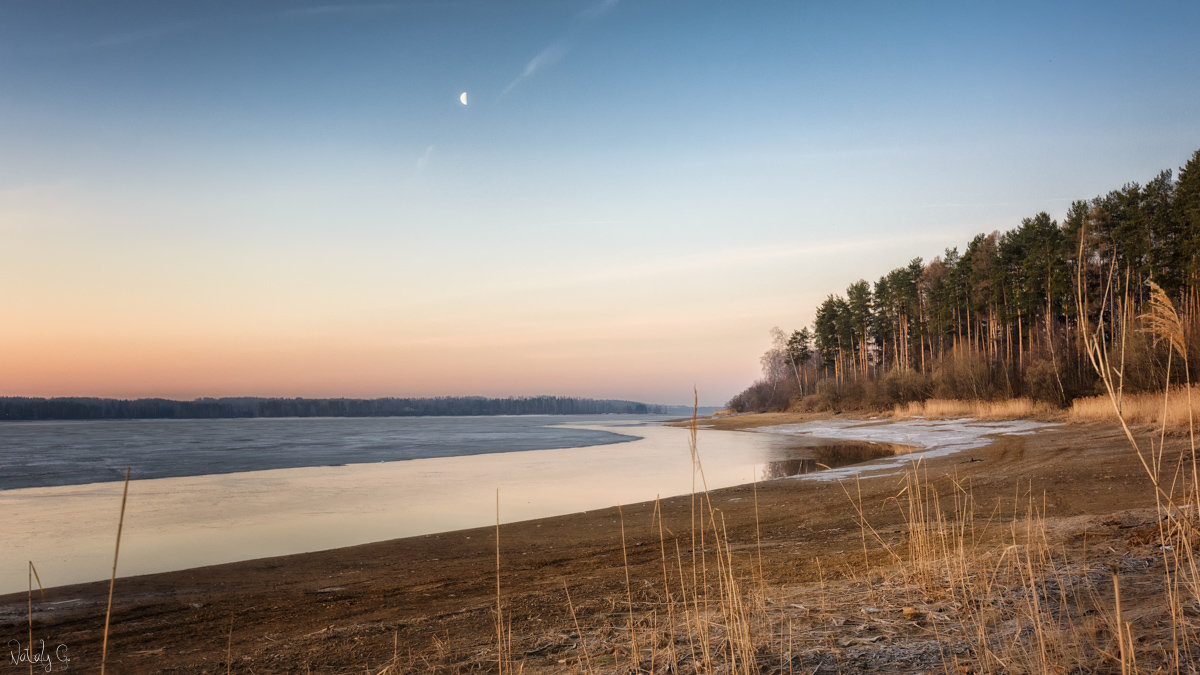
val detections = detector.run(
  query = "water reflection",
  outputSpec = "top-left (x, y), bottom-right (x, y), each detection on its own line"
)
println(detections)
top-left (761, 442), bottom-right (902, 480)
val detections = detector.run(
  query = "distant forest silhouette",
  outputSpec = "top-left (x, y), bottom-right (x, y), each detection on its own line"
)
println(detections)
top-left (0, 396), bottom-right (673, 420)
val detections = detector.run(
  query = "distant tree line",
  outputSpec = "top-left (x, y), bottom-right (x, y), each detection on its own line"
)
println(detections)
top-left (730, 148), bottom-right (1200, 412)
top-left (0, 396), bottom-right (669, 421)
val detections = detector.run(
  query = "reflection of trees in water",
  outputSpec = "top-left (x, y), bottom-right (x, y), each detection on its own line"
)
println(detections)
top-left (761, 458), bottom-right (820, 478)
top-left (760, 442), bottom-right (898, 480)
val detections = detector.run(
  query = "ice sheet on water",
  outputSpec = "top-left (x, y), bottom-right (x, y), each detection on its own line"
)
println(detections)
top-left (0, 415), bottom-right (652, 490)
top-left (752, 417), bottom-right (1060, 482)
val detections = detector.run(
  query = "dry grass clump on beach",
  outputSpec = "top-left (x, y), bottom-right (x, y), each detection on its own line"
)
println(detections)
top-left (892, 397), bottom-right (1052, 420)
top-left (1069, 385), bottom-right (1199, 429)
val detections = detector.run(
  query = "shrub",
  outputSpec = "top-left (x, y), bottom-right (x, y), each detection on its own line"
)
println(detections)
top-left (1024, 358), bottom-right (1065, 407)
top-left (880, 368), bottom-right (933, 406)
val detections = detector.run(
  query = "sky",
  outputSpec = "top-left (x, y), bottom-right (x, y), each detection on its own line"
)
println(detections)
top-left (2, 1), bottom-right (1199, 407)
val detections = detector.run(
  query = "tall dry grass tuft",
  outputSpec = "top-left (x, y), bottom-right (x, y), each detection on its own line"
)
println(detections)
top-left (1070, 386), bottom-right (1200, 428)
top-left (493, 488), bottom-right (515, 675)
top-left (843, 460), bottom-right (1116, 672)
top-left (1074, 229), bottom-right (1200, 670)
top-left (533, 388), bottom-right (769, 672)
top-left (1143, 280), bottom-right (1188, 363)
top-left (1066, 280), bottom-right (1200, 434)
top-left (100, 467), bottom-right (130, 675)
top-left (1142, 280), bottom-right (1196, 459)
top-left (893, 397), bottom-right (1053, 420)
top-left (561, 579), bottom-right (593, 673)
top-left (617, 504), bottom-right (637, 671)
top-left (225, 615), bottom-right (234, 675)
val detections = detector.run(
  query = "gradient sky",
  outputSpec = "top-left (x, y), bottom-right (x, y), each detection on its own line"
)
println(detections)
top-left (2, 1), bottom-right (1199, 406)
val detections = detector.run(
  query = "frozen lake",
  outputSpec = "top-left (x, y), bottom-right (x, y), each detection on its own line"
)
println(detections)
top-left (0, 417), bottom-right (813, 593)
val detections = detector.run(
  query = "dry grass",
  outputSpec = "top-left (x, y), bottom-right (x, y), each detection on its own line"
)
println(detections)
top-left (886, 461), bottom-right (1165, 672)
top-left (1070, 386), bottom-right (1200, 429)
top-left (893, 397), bottom-right (1056, 420)
top-left (1067, 266), bottom-right (1200, 672)
top-left (835, 462), bottom-right (1108, 672)
top-left (522, 448), bottom-right (1168, 673)
top-left (100, 467), bottom-right (130, 675)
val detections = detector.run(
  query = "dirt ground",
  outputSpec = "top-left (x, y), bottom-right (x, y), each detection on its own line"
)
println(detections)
top-left (1, 414), bottom-right (1193, 673)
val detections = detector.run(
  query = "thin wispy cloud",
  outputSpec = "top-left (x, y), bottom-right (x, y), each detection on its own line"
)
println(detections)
top-left (416, 144), bottom-right (436, 172)
top-left (400, 231), bottom-right (959, 311)
top-left (579, 0), bottom-right (620, 21)
top-left (501, 0), bottom-right (617, 97)
top-left (503, 41), bottom-right (569, 96)
top-left (562, 233), bottom-right (948, 288)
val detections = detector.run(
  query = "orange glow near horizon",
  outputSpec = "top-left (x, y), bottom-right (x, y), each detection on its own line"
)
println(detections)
top-left (0, 312), bottom-right (761, 405)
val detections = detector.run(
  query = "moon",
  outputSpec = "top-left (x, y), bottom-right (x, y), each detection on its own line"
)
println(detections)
top-left (459, 92), bottom-right (468, 106)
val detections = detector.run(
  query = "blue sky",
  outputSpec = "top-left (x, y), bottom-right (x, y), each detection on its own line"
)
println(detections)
top-left (2, 0), bottom-right (1198, 406)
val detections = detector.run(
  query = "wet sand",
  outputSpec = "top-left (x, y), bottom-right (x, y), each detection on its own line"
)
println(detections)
top-left (0, 414), bottom-right (1178, 672)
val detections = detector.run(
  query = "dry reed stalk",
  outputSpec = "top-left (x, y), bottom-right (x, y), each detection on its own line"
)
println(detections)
top-left (837, 474), bottom-right (903, 568)
top-left (851, 474), bottom-right (874, 600)
top-left (1113, 571), bottom-right (1128, 675)
top-left (621, 390), bottom-right (762, 672)
top-left (100, 467), bottom-right (130, 675)
top-left (617, 504), bottom-right (638, 671)
top-left (562, 579), bottom-right (593, 673)
top-left (686, 389), bottom-right (716, 672)
top-left (1019, 492), bottom-right (1049, 670)
top-left (495, 488), bottom-right (504, 675)
top-left (752, 473), bottom-right (764, 600)
top-left (652, 497), bottom-right (679, 667)
top-left (672, 538), bottom-right (697, 666)
top-left (27, 561), bottom-right (43, 675)
top-left (719, 511), bottom-right (756, 674)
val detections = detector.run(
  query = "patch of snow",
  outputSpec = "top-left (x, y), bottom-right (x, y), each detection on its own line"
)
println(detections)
top-left (753, 418), bottom-right (1060, 482)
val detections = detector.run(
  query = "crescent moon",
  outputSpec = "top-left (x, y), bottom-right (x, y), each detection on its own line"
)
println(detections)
top-left (459, 92), bottom-right (468, 106)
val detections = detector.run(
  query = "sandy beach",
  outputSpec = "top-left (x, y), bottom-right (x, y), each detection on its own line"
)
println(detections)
top-left (0, 414), bottom-right (1181, 672)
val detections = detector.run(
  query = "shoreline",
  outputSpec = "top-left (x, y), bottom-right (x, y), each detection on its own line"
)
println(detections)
top-left (1, 414), bottom-right (1178, 671)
